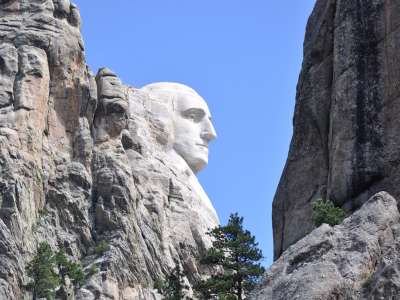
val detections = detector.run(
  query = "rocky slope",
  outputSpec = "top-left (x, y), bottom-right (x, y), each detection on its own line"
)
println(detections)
top-left (273, 0), bottom-right (400, 259)
top-left (253, 192), bottom-right (400, 299)
top-left (0, 1), bottom-right (218, 299)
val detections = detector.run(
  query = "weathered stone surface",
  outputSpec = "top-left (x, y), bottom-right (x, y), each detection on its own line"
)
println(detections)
top-left (273, 0), bottom-right (400, 259)
top-left (253, 192), bottom-right (400, 300)
top-left (14, 45), bottom-right (49, 111)
top-left (0, 43), bottom-right (17, 108)
top-left (0, 1), bottom-right (219, 299)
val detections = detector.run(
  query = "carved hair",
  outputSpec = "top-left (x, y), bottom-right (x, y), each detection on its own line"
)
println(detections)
top-left (141, 82), bottom-right (199, 111)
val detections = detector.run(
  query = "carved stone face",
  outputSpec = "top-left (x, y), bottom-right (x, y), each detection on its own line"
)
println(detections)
top-left (172, 89), bottom-right (217, 173)
top-left (142, 83), bottom-right (217, 173)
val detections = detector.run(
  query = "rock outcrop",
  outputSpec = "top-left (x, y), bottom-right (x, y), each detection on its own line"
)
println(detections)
top-left (0, 1), bottom-right (219, 299)
top-left (265, 1), bottom-right (400, 299)
top-left (273, 0), bottom-right (400, 259)
top-left (253, 191), bottom-right (400, 299)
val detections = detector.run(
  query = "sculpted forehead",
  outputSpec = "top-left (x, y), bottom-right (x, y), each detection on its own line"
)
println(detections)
top-left (174, 91), bottom-right (211, 116)
top-left (141, 82), bottom-right (211, 116)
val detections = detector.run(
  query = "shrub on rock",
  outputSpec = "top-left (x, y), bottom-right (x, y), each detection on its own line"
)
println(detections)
top-left (312, 199), bottom-right (346, 227)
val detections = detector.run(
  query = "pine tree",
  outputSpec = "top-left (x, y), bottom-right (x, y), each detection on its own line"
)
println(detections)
top-left (55, 248), bottom-right (85, 287)
top-left (26, 242), bottom-right (60, 300)
top-left (156, 263), bottom-right (192, 300)
top-left (312, 199), bottom-right (346, 227)
top-left (195, 213), bottom-right (265, 300)
top-left (26, 243), bottom-right (87, 299)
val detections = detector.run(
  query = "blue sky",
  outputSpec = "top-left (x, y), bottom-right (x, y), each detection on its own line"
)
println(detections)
top-left (73, 0), bottom-right (316, 266)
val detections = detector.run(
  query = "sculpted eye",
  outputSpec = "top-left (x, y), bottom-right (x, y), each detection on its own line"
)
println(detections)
top-left (183, 109), bottom-right (205, 122)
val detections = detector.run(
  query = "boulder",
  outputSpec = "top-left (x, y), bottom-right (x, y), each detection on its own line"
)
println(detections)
top-left (254, 192), bottom-right (400, 300)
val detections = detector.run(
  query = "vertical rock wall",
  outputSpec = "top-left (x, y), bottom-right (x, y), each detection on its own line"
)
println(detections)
top-left (273, 0), bottom-right (400, 259)
top-left (0, 1), bottom-right (88, 298)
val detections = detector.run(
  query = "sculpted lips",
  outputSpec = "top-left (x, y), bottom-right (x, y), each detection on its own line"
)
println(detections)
top-left (196, 143), bottom-right (208, 149)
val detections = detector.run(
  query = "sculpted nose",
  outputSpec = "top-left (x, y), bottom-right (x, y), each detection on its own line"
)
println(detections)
top-left (201, 119), bottom-right (217, 142)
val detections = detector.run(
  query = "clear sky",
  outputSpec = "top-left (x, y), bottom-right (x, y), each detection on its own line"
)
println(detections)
top-left (73, 0), bottom-right (316, 267)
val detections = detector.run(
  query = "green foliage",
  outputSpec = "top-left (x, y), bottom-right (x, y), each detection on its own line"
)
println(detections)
top-left (27, 243), bottom-right (87, 299)
top-left (154, 278), bottom-right (165, 293)
top-left (55, 248), bottom-right (68, 267)
top-left (156, 264), bottom-right (192, 300)
top-left (194, 213), bottom-right (265, 300)
top-left (87, 265), bottom-right (98, 278)
top-left (312, 199), bottom-right (346, 227)
top-left (38, 208), bottom-right (49, 218)
top-left (218, 295), bottom-right (237, 300)
top-left (56, 248), bottom-right (85, 287)
top-left (26, 242), bottom-right (60, 300)
top-left (66, 262), bottom-right (85, 286)
top-left (95, 240), bottom-right (109, 256)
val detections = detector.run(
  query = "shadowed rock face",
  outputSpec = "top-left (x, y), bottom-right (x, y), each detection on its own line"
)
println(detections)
top-left (0, 1), bottom-right (219, 299)
top-left (273, 0), bottom-right (400, 259)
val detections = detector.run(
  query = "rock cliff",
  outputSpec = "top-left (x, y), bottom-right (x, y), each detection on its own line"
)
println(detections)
top-left (259, 0), bottom-right (400, 299)
top-left (0, 1), bottom-right (218, 299)
top-left (273, 0), bottom-right (400, 259)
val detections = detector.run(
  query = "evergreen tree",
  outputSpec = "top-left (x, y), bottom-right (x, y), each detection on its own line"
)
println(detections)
top-left (26, 242), bottom-right (60, 300)
top-left (27, 243), bottom-right (87, 299)
top-left (195, 213), bottom-right (265, 300)
top-left (55, 248), bottom-right (85, 287)
top-left (312, 199), bottom-right (346, 227)
top-left (156, 263), bottom-right (192, 300)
